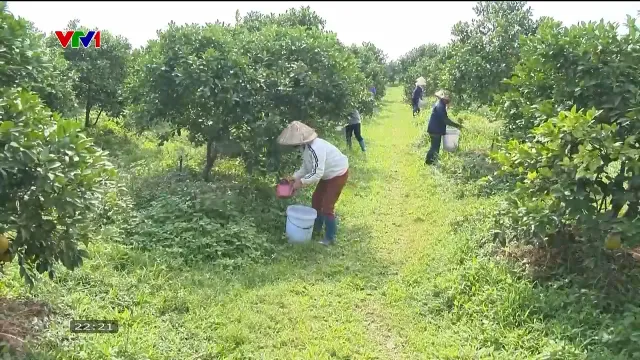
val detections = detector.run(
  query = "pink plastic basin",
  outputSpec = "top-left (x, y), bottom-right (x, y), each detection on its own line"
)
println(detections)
top-left (276, 180), bottom-right (295, 199)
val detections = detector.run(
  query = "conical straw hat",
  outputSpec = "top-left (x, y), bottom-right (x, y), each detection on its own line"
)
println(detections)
top-left (435, 90), bottom-right (451, 101)
top-left (277, 121), bottom-right (318, 146)
top-left (416, 77), bottom-right (427, 86)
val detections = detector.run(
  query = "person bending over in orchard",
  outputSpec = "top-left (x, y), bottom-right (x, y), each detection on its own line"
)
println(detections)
top-left (425, 90), bottom-right (464, 165)
top-left (278, 121), bottom-right (350, 246)
top-left (345, 109), bottom-right (366, 153)
top-left (412, 77), bottom-right (426, 117)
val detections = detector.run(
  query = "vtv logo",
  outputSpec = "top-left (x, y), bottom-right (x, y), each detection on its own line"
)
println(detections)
top-left (55, 30), bottom-right (101, 49)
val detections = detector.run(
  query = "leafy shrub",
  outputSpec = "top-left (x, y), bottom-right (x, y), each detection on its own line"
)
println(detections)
top-left (121, 173), bottom-right (283, 267)
top-left (0, 3), bottom-right (77, 116)
top-left (0, 89), bottom-right (116, 285)
top-left (496, 16), bottom-right (640, 138)
top-left (350, 42), bottom-right (388, 100)
top-left (492, 107), bottom-right (640, 248)
top-left (492, 16), bottom-right (640, 248)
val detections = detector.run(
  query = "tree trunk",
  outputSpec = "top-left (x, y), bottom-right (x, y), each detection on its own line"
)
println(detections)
top-left (84, 83), bottom-right (94, 128)
top-left (624, 168), bottom-right (639, 220)
top-left (84, 86), bottom-right (93, 128)
top-left (84, 106), bottom-right (91, 128)
top-left (93, 109), bottom-right (103, 126)
top-left (202, 140), bottom-right (218, 181)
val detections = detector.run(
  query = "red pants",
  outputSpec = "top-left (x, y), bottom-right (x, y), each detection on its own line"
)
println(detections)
top-left (311, 170), bottom-right (349, 220)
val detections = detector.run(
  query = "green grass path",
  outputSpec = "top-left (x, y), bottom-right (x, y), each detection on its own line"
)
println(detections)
top-left (189, 86), bottom-right (484, 359)
top-left (6, 87), bottom-right (557, 359)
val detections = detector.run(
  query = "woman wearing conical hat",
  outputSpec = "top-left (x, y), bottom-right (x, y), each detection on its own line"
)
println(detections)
top-left (412, 77), bottom-right (426, 117)
top-left (425, 90), bottom-right (464, 165)
top-left (278, 121), bottom-right (349, 246)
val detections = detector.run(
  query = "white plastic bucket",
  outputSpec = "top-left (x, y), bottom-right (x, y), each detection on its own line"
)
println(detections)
top-left (443, 127), bottom-right (460, 152)
top-left (285, 205), bottom-right (317, 243)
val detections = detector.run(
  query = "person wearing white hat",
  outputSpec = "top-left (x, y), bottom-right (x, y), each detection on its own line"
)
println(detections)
top-left (425, 90), bottom-right (464, 165)
top-left (278, 121), bottom-right (349, 246)
top-left (412, 77), bottom-right (427, 117)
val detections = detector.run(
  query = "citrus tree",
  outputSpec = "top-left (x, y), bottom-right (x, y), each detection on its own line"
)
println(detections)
top-left (400, 45), bottom-right (446, 103)
top-left (396, 44), bottom-right (441, 81)
top-left (46, 20), bottom-right (131, 128)
top-left (491, 16), bottom-right (640, 249)
top-left (350, 42), bottom-right (388, 100)
top-left (0, 3), bottom-right (77, 116)
top-left (235, 23), bottom-right (371, 174)
top-left (133, 11), bottom-right (371, 179)
top-left (492, 107), bottom-right (640, 248)
top-left (237, 6), bottom-right (326, 32)
top-left (0, 89), bottom-right (116, 285)
top-left (1, 7), bottom-right (115, 285)
top-left (131, 22), bottom-right (252, 180)
top-left (385, 60), bottom-right (400, 84)
top-left (444, 1), bottom-right (537, 107)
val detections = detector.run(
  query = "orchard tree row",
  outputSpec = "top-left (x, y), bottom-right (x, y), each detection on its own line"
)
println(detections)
top-left (0, 3), bottom-right (388, 284)
top-left (397, 1), bottom-right (640, 251)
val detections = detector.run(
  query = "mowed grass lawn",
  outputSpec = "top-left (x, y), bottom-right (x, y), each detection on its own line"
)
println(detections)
top-left (2, 87), bottom-right (598, 359)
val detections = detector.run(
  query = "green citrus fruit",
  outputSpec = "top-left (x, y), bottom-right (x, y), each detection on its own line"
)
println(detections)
top-left (604, 233), bottom-right (622, 250)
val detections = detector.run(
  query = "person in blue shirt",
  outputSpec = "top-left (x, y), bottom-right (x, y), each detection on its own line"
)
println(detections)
top-left (412, 77), bottom-right (426, 117)
top-left (425, 90), bottom-right (464, 165)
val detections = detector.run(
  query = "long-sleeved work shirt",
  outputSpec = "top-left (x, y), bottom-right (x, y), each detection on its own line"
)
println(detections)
top-left (293, 138), bottom-right (349, 185)
top-left (427, 99), bottom-right (462, 135)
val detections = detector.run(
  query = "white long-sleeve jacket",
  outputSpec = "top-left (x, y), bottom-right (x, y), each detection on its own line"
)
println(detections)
top-left (293, 138), bottom-right (349, 185)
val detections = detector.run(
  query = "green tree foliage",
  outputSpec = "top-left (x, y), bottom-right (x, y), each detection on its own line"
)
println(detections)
top-left (385, 60), bottom-right (400, 84)
top-left (1, 5), bottom-right (116, 285)
top-left (350, 42), bottom-right (388, 100)
top-left (235, 24), bottom-right (372, 174)
top-left (133, 23), bottom-right (244, 180)
top-left (444, 1), bottom-right (537, 106)
top-left (492, 108), bottom-right (640, 248)
top-left (400, 45), bottom-right (446, 103)
top-left (491, 16), bottom-right (640, 249)
top-left (397, 44), bottom-right (441, 79)
top-left (0, 3), bottom-right (77, 116)
top-left (0, 90), bottom-right (116, 285)
top-left (236, 6), bottom-right (326, 32)
top-left (133, 12), bottom-right (370, 180)
top-left (46, 20), bottom-right (131, 128)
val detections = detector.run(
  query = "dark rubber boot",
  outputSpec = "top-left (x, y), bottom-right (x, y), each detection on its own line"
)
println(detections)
top-left (313, 215), bottom-right (324, 237)
top-left (320, 217), bottom-right (337, 246)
